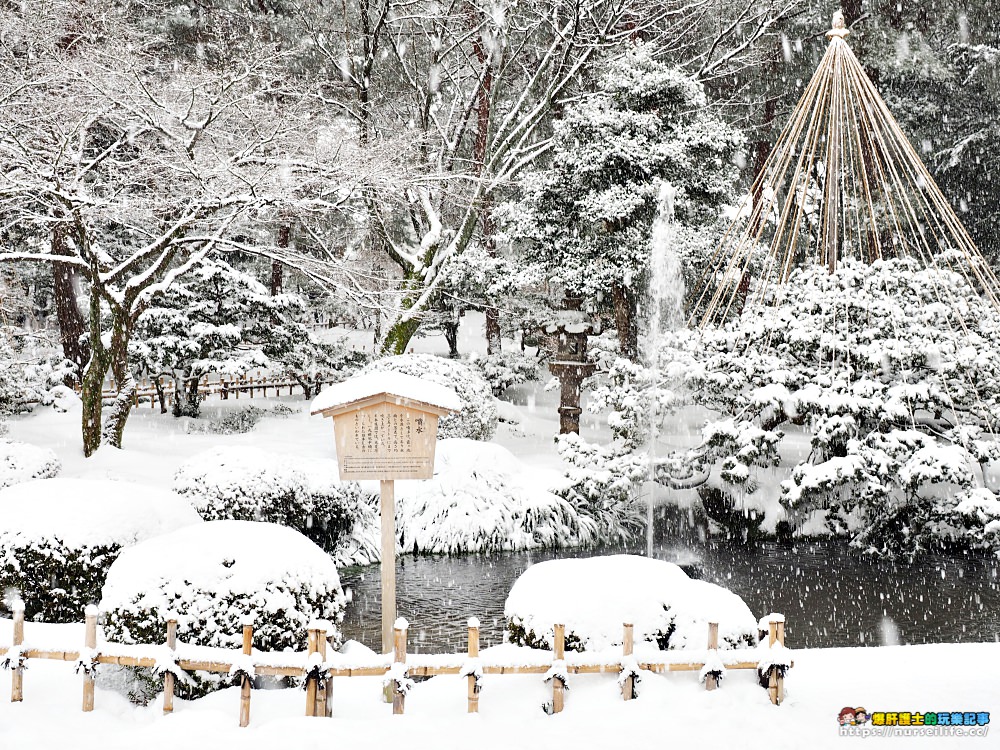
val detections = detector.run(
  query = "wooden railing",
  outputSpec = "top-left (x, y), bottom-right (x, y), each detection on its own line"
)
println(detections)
top-left (0, 602), bottom-right (792, 727)
top-left (75, 371), bottom-right (331, 408)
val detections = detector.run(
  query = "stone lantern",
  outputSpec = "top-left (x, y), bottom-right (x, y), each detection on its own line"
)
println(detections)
top-left (541, 298), bottom-right (600, 434)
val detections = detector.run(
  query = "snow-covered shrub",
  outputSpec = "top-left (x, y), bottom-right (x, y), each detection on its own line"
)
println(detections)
top-left (554, 433), bottom-right (646, 543)
top-left (0, 440), bottom-right (61, 489)
top-left (0, 479), bottom-right (201, 622)
top-left (505, 555), bottom-right (756, 652)
top-left (184, 404), bottom-right (295, 435)
top-left (173, 446), bottom-right (363, 555)
top-left (388, 439), bottom-right (584, 554)
top-left (360, 353), bottom-right (498, 440)
top-left (0, 336), bottom-right (76, 417)
top-left (469, 350), bottom-right (540, 397)
top-left (100, 521), bottom-right (346, 699)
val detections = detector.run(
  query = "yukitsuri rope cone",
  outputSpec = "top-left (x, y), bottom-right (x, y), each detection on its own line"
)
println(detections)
top-left (692, 10), bottom-right (1000, 328)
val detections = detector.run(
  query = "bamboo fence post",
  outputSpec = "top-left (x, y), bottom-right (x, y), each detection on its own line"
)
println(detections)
top-left (314, 624), bottom-right (328, 719)
top-left (305, 628), bottom-right (319, 717)
top-left (263, 378), bottom-right (268, 398)
top-left (11, 599), bottom-right (24, 702)
top-left (767, 620), bottom-right (779, 705)
top-left (82, 606), bottom-right (97, 711)
top-left (163, 619), bottom-right (177, 714)
top-left (392, 620), bottom-right (407, 716)
top-left (239, 622), bottom-right (253, 727)
top-left (705, 622), bottom-right (720, 691)
top-left (622, 623), bottom-right (634, 701)
top-left (234, 376), bottom-right (239, 400)
top-left (776, 619), bottom-right (786, 705)
top-left (552, 623), bottom-right (565, 714)
top-left (467, 617), bottom-right (480, 714)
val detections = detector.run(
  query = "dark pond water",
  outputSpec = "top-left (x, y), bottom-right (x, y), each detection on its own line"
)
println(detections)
top-left (339, 538), bottom-right (1000, 653)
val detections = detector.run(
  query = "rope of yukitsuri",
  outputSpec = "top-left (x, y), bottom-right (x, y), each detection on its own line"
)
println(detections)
top-left (691, 11), bottom-right (1000, 331)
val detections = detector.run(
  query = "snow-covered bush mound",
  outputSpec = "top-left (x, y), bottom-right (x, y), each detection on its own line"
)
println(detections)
top-left (0, 479), bottom-right (201, 622)
top-left (388, 438), bottom-right (585, 555)
top-left (0, 439), bottom-right (61, 489)
top-left (173, 446), bottom-right (363, 556)
top-left (504, 555), bottom-right (757, 652)
top-left (359, 353), bottom-right (498, 440)
top-left (101, 520), bottom-right (346, 699)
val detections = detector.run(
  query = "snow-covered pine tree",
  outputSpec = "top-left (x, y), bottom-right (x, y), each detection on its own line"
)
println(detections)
top-left (503, 44), bottom-right (743, 360)
top-left (132, 259), bottom-right (340, 417)
top-left (645, 257), bottom-right (1000, 558)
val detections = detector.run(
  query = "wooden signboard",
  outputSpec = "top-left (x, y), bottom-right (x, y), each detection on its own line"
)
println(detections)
top-left (332, 402), bottom-right (439, 481)
top-left (312, 381), bottom-right (457, 669)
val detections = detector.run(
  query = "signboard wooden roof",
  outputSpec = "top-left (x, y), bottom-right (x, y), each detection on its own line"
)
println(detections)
top-left (310, 371), bottom-right (461, 418)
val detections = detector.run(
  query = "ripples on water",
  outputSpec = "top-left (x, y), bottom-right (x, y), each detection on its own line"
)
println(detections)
top-left (338, 540), bottom-right (1000, 653)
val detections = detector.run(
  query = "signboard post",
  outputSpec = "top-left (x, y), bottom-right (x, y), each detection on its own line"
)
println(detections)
top-left (311, 373), bottom-right (459, 657)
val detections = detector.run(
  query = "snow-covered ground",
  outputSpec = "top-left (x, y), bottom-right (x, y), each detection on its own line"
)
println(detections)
top-left (2, 314), bottom-right (998, 746)
top-left (0, 613), bottom-right (996, 749)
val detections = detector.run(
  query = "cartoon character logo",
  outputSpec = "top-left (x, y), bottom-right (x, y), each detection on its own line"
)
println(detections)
top-left (838, 707), bottom-right (857, 726)
top-left (855, 708), bottom-right (869, 725)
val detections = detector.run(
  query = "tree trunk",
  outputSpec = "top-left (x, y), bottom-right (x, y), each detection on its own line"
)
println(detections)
top-left (172, 373), bottom-right (201, 418)
top-left (611, 282), bottom-right (639, 361)
top-left (80, 355), bottom-right (107, 458)
top-left (51, 225), bottom-right (89, 383)
top-left (81, 291), bottom-right (107, 458)
top-left (100, 313), bottom-right (135, 449)
top-left (443, 321), bottom-right (460, 359)
top-left (153, 374), bottom-right (168, 414)
top-left (382, 316), bottom-right (421, 356)
top-left (271, 223), bottom-right (288, 296)
top-left (471, 7), bottom-right (500, 356)
top-left (750, 96), bottom-right (777, 236)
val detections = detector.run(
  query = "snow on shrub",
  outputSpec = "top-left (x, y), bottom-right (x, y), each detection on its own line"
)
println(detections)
top-left (389, 438), bottom-right (586, 555)
top-left (0, 479), bottom-right (201, 622)
top-left (173, 446), bottom-right (363, 557)
top-left (100, 520), bottom-right (346, 698)
top-left (0, 440), bottom-right (61, 489)
top-left (469, 350), bottom-right (540, 396)
top-left (359, 353), bottom-right (498, 440)
top-left (504, 555), bottom-right (757, 652)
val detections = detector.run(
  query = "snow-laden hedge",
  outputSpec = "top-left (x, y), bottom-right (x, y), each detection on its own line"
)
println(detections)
top-left (386, 438), bottom-right (586, 555)
top-left (0, 479), bottom-right (201, 622)
top-left (359, 353), bottom-right (498, 440)
top-left (101, 521), bottom-right (346, 699)
top-left (173, 446), bottom-right (363, 557)
top-left (504, 555), bottom-right (757, 652)
top-left (0, 440), bottom-right (61, 489)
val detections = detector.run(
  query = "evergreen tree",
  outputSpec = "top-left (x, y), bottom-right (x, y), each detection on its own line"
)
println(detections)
top-left (504, 45), bottom-right (743, 359)
top-left (132, 259), bottom-right (339, 417)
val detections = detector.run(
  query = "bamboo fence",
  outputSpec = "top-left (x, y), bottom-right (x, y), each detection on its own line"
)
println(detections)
top-left (0, 602), bottom-right (792, 727)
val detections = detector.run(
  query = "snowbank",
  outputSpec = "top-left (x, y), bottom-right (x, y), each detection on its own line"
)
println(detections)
top-left (505, 555), bottom-right (757, 651)
top-left (0, 439), bottom-right (60, 489)
top-left (101, 520), bottom-right (346, 697)
top-left (0, 478), bottom-right (201, 622)
top-left (0, 478), bottom-right (200, 550)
